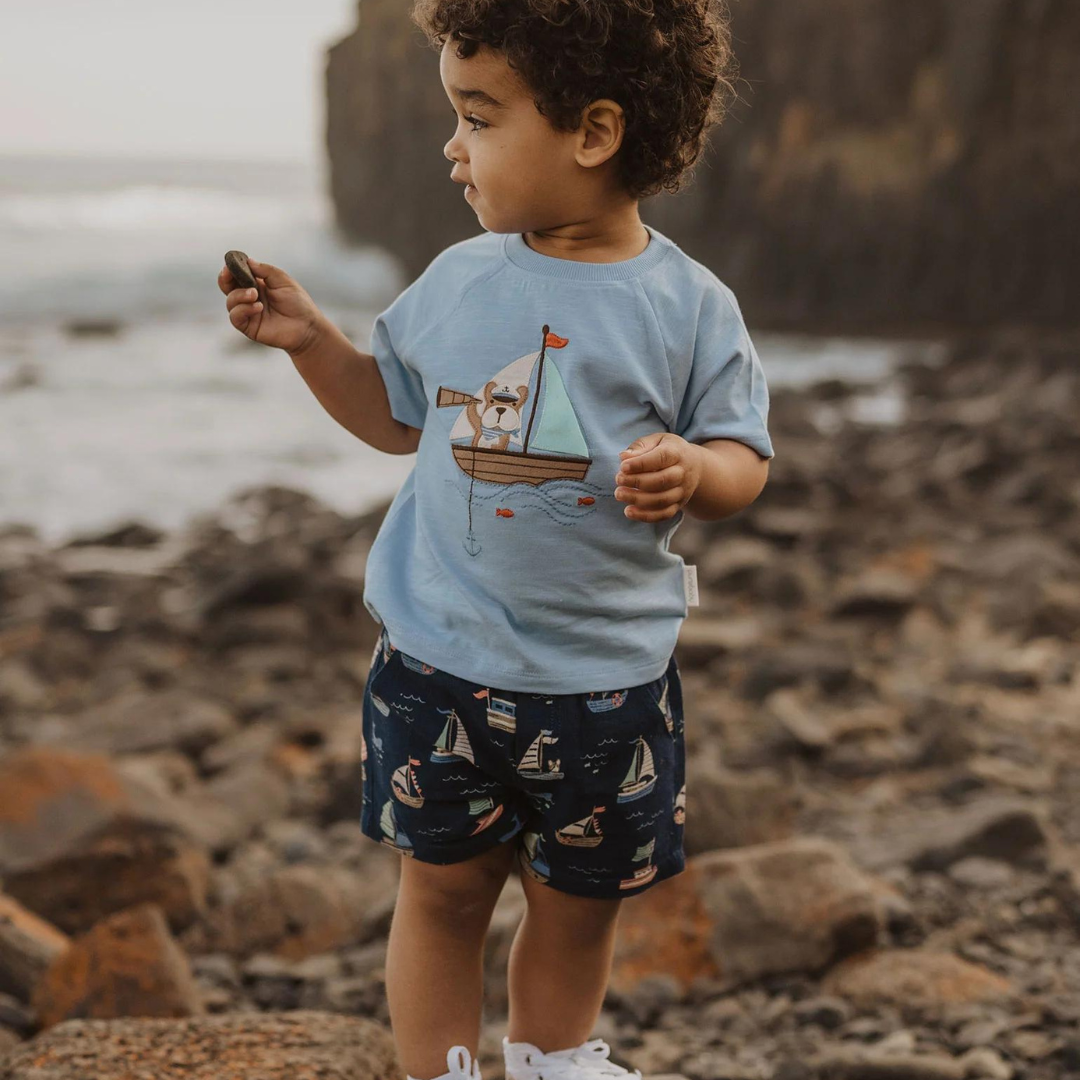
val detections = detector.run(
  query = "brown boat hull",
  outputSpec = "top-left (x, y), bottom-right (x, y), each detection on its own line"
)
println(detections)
top-left (452, 443), bottom-right (590, 486)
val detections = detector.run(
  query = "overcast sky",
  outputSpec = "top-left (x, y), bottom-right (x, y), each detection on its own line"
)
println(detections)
top-left (0, 0), bottom-right (360, 162)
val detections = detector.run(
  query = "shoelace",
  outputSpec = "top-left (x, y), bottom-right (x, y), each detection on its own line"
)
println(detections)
top-left (511, 1038), bottom-right (643, 1080)
top-left (445, 1045), bottom-right (482, 1080)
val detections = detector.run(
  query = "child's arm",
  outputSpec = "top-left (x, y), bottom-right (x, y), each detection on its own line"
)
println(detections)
top-left (219, 256), bottom-right (420, 455)
top-left (289, 317), bottom-right (422, 456)
top-left (681, 438), bottom-right (769, 521)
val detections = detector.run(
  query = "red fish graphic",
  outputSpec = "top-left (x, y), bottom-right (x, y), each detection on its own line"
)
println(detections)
top-left (578, 497), bottom-right (595, 506)
top-left (496, 507), bottom-right (515, 518)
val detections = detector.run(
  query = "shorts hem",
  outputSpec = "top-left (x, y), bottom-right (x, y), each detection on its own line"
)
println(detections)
top-left (529, 848), bottom-right (686, 900)
top-left (359, 804), bottom-right (527, 864)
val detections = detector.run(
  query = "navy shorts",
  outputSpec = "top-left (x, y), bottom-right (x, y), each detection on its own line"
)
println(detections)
top-left (359, 626), bottom-right (687, 899)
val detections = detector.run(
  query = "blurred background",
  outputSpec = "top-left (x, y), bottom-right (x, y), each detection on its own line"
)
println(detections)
top-left (1, 1), bottom-right (1078, 1078)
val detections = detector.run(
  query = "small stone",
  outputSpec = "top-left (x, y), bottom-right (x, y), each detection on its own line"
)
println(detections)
top-left (224, 250), bottom-right (257, 290)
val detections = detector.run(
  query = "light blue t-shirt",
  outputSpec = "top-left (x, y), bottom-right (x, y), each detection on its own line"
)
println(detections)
top-left (362, 224), bottom-right (774, 694)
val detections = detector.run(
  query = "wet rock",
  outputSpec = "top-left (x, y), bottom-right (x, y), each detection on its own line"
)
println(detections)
top-left (62, 318), bottom-right (124, 338)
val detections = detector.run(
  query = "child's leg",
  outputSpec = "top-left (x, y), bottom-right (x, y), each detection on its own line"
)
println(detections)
top-left (387, 838), bottom-right (518, 1080)
top-left (505, 868), bottom-right (622, 1055)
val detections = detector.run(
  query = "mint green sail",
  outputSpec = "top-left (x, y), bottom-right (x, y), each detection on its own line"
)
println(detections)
top-left (527, 359), bottom-right (589, 457)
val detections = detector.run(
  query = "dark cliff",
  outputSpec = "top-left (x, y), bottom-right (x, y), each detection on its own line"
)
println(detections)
top-left (326, 0), bottom-right (1078, 331)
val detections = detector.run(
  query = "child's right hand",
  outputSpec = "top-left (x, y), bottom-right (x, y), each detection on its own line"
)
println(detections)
top-left (218, 257), bottom-right (326, 356)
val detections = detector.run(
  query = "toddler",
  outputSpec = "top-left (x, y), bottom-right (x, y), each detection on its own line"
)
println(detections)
top-left (218, 2), bottom-right (775, 1078)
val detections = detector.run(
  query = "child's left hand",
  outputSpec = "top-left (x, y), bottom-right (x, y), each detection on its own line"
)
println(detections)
top-left (614, 432), bottom-right (702, 521)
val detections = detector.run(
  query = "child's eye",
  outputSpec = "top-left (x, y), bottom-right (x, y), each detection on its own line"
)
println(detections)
top-left (450, 108), bottom-right (488, 133)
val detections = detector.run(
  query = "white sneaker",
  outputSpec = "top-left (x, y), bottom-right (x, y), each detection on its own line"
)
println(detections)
top-left (503, 1036), bottom-right (643, 1080)
top-left (407, 1044), bottom-right (483, 1080)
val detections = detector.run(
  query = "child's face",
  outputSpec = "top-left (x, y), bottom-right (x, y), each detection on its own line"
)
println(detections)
top-left (440, 42), bottom-right (597, 234)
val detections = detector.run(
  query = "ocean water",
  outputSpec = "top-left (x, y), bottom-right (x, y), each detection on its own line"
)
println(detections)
top-left (0, 154), bottom-right (940, 546)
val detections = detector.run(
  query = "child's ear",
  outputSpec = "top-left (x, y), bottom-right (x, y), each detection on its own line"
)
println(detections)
top-left (577, 99), bottom-right (625, 163)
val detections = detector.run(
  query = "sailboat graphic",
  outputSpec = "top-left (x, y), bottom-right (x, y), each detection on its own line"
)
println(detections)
top-left (619, 836), bottom-right (657, 889)
top-left (520, 829), bottom-right (551, 883)
top-left (485, 691), bottom-right (517, 732)
top-left (556, 805), bottom-right (606, 848)
top-left (436, 325), bottom-right (593, 556)
top-left (430, 709), bottom-right (476, 765)
top-left (391, 756), bottom-right (425, 808)
top-left (467, 796), bottom-right (505, 835)
top-left (380, 799), bottom-right (415, 856)
top-left (516, 729), bottom-right (563, 780)
top-left (586, 690), bottom-right (627, 713)
top-left (617, 736), bottom-right (657, 803)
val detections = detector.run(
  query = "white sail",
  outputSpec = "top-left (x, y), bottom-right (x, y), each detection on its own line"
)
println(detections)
top-left (450, 712), bottom-right (475, 762)
top-left (562, 815), bottom-right (592, 837)
top-left (448, 352), bottom-right (539, 442)
top-left (520, 733), bottom-right (542, 772)
top-left (562, 811), bottom-right (601, 838)
top-left (639, 739), bottom-right (655, 780)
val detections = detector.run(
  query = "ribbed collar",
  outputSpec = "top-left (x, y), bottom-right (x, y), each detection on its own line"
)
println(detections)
top-left (502, 224), bottom-right (673, 282)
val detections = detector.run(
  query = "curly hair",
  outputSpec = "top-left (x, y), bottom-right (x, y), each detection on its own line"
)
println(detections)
top-left (410, 0), bottom-right (739, 201)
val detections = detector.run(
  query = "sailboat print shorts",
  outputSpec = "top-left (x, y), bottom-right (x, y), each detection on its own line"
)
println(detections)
top-left (359, 625), bottom-right (687, 899)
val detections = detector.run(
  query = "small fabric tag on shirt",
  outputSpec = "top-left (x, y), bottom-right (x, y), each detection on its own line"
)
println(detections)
top-left (683, 563), bottom-right (700, 606)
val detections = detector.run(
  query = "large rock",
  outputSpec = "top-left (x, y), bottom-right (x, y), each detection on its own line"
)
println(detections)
top-left (32, 688), bottom-right (238, 757)
top-left (0, 747), bottom-right (210, 934)
top-left (0, 894), bottom-right (69, 1002)
top-left (821, 947), bottom-right (1014, 1007)
top-left (31, 904), bottom-right (204, 1029)
top-left (0, 1011), bottom-right (401, 1080)
top-left (326, 0), bottom-right (1079, 330)
top-left (612, 837), bottom-right (882, 992)
top-left (682, 747), bottom-right (800, 856)
top-left (845, 795), bottom-right (1050, 873)
top-left (181, 865), bottom-right (385, 961)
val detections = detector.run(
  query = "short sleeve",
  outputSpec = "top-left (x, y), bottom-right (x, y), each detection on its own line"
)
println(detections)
top-left (370, 305), bottom-right (428, 431)
top-left (674, 285), bottom-right (775, 460)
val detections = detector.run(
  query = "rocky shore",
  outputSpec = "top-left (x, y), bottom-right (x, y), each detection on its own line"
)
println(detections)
top-left (1, 331), bottom-right (1079, 1079)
